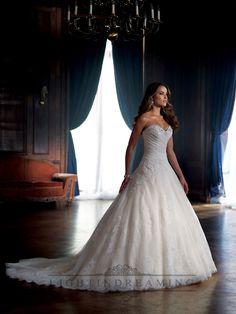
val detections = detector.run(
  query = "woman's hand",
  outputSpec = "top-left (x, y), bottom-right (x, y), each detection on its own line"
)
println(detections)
top-left (119, 176), bottom-right (131, 193)
top-left (179, 176), bottom-right (189, 194)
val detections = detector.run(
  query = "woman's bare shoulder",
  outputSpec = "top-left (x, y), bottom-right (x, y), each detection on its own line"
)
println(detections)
top-left (132, 115), bottom-right (150, 134)
top-left (135, 115), bottom-right (149, 128)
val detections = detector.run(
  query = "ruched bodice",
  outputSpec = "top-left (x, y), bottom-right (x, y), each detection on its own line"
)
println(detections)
top-left (129, 124), bottom-right (173, 183)
top-left (142, 124), bottom-right (172, 163)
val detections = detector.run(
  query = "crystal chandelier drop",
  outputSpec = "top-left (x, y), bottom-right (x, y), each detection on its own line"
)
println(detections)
top-left (66, 0), bottom-right (162, 41)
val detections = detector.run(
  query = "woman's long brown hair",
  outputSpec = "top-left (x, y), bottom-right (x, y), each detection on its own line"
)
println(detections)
top-left (134, 82), bottom-right (179, 131)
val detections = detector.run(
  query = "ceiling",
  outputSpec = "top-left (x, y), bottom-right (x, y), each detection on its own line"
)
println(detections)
top-left (0, 0), bottom-right (235, 49)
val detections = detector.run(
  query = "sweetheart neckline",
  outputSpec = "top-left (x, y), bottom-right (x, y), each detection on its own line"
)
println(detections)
top-left (143, 124), bottom-right (171, 133)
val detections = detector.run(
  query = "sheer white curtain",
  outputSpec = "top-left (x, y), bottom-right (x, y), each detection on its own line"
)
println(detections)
top-left (71, 41), bottom-right (131, 199)
top-left (222, 97), bottom-right (236, 208)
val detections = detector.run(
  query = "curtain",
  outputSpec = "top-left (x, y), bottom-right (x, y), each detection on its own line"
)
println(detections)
top-left (208, 50), bottom-right (236, 199)
top-left (222, 99), bottom-right (236, 207)
top-left (112, 39), bottom-right (144, 172)
top-left (71, 50), bottom-right (131, 199)
top-left (67, 39), bottom-right (107, 195)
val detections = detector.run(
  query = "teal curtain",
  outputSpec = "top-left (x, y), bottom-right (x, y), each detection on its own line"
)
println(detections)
top-left (208, 50), bottom-right (236, 198)
top-left (112, 39), bottom-right (143, 172)
top-left (67, 39), bottom-right (107, 195)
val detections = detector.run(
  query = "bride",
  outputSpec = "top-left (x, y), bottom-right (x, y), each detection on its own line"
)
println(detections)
top-left (6, 82), bottom-right (217, 292)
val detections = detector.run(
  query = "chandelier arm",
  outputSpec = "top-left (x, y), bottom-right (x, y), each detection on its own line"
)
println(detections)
top-left (66, 0), bottom-right (162, 41)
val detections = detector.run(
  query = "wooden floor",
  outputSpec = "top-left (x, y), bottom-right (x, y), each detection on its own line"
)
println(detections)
top-left (0, 199), bottom-right (236, 314)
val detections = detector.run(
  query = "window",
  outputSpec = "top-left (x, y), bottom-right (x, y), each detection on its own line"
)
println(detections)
top-left (71, 40), bottom-right (131, 199)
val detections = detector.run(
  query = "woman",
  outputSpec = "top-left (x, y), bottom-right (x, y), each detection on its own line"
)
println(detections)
top-left (6, 82), bottom-right (217, 292)
top-left (119, 82), bottom-right (188, 194)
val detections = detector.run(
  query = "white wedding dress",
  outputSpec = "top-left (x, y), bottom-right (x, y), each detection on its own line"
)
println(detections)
top-left (6, 124), bottom-right (217, 292)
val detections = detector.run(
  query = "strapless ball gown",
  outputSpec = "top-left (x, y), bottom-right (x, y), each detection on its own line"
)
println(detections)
top-left (6, 124), bottom-right (217, 292)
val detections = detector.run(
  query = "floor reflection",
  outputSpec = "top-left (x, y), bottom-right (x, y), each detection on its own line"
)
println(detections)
top-left (2, 200), bottom-right (236, 313)
top-left (71, 199), bottom-right (112, 254)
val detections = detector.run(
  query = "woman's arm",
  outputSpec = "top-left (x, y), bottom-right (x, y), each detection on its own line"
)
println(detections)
top-left (166, 136), bottom-right (189, 194)
top-left (119, 117), bottom-right (147, 193)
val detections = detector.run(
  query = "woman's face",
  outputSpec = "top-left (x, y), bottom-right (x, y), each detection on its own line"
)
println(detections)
top-left (153, 85), bottom-right (168, 108)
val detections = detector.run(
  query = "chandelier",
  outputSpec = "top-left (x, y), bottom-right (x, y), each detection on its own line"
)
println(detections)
top-left (66, 0), bottom-right (162, 41)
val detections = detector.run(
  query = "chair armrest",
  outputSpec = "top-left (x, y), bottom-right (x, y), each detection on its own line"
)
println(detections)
top-left (52, 173), bottom-right (77, 181)
top-left (52, 173), bottom-right (77, 201)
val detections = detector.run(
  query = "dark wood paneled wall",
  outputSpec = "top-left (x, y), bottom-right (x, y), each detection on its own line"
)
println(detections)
top-left (144, 41), bottom-right (210, 202)
top-left (1, 2), bottom-right (235, 200)
top-left (143, 0), bottom-right (236, 202)
top-left (0, 5), bottom-right (68, 172)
